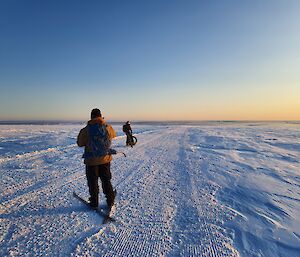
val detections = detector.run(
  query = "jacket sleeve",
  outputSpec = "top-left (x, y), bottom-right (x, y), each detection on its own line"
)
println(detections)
top-left (107, 125), bottom-right (117, 139)
top-left (77, 127), bottom-right (88, 147)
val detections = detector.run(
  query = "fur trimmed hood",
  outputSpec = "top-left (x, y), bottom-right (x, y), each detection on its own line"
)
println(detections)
top-left (88, 117), bottom-right (106, 125)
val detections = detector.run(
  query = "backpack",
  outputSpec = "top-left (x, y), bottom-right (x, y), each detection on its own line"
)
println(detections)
top-left (83, 123), bottom-right (111, 159)
top-left (123, 124), bottom-right (131, 133)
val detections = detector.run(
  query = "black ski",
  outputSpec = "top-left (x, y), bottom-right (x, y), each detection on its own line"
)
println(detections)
top-left (73, 192), bottom-right (116, 224)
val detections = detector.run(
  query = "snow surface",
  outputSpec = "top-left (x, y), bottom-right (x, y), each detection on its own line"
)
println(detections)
top-left (0, 122), bottom-right (299, 256)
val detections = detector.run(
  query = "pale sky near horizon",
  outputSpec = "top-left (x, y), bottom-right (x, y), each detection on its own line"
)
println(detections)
top-left (0, 0), bottom-right (299, 121)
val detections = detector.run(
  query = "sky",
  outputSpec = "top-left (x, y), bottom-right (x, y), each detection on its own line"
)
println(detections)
top-left (0, 0), bottom-right (299, 121)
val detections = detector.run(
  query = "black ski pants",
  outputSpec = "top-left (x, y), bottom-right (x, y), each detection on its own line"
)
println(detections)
top-left (85, 162), bottom-right (115, 207)
top-left (125, 132), bottom-right (132, 146)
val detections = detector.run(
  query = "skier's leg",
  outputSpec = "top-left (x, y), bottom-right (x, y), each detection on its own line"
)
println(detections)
top-left (99, 162), bottom-right (115, 207)
top-left (130, 134), bottom-right (134, 147)
top-left (85, 165), bottom-right (99, 207)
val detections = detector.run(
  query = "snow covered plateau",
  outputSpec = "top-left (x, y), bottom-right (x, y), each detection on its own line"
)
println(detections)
top-left (0, 122), bottom-right (299, 257)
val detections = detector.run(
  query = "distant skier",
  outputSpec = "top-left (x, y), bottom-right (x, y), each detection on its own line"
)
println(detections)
top-left (123, 121), bottom-right (136, 147)
top-left (77, 108), bottom-right (117, 209)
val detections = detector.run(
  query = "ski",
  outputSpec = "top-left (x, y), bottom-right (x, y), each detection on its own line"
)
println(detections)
top-left (73, 192), bottom-right (116, 224)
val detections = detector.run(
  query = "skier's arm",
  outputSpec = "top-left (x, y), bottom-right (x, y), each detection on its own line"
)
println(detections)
top-left (77, 128), bottom-right (88, 147)
top-left (107, 125), bottom-right (117, 139)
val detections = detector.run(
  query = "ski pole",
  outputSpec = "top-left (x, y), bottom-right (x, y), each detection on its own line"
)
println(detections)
top-left (109, 149), bottom-right (126, 157)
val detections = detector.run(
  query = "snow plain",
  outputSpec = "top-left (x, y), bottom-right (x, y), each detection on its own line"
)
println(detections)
top-left (0, 122), bottom-right (299, 256)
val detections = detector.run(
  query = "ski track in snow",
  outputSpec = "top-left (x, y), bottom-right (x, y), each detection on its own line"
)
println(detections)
top-left (0, 123), bottom-right (300, 256)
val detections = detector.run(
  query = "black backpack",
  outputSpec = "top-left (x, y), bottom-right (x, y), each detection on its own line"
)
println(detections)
top-left (83, 123), bottom-right (111, 159)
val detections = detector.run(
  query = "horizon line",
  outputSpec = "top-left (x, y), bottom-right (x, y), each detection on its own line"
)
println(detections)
top-left (0, 119), bottom-right (300, 124)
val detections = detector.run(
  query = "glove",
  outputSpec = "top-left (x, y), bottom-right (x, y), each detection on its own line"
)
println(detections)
top-left (109, 149), bottom-right (117, 155)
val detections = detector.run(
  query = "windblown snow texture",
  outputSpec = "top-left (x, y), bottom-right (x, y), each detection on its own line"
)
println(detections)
top-left (0, 122), bottom-right (299, 256)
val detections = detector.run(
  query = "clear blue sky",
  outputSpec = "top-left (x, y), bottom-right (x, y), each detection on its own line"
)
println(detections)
top-left (0, 0), bottom-right (299, 121)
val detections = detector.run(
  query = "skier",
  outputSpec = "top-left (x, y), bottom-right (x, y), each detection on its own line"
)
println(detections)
top-left (122, 121), bottom-right (133, 146)
top-left (77, 108), bottom-right (117, 209)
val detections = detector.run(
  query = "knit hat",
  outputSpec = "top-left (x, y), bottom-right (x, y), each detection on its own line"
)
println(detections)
top-left (91, 108), bottom-right (102, 119)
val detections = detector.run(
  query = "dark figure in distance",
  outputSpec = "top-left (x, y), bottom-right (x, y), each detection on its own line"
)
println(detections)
top-left (123, 121), bottom-right (133, 146)
top-left (77, 108), bottom-right (116, 209)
